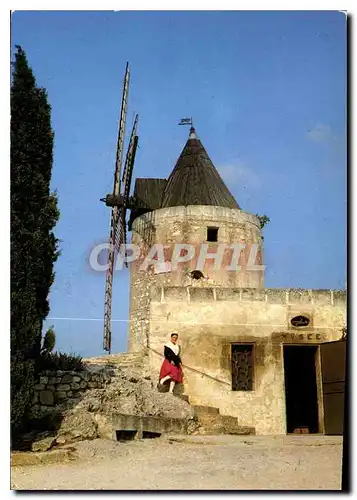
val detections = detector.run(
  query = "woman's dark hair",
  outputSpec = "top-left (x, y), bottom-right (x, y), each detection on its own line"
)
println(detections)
top-left (171, 333), bottom-right (178, 338)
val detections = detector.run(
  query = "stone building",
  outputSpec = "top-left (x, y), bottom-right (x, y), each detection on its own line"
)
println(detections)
top-left (127, 127), bottom-right (347, 436)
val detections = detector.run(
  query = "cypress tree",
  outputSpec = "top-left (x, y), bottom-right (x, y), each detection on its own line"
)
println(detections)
top-left (11, 46), bottom-right (60, 439)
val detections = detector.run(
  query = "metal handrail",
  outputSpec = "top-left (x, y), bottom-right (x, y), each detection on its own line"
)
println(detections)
top-left (147, 346), bottom-right (231, 387)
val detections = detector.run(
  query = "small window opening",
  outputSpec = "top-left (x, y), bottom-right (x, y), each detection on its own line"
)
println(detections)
top-left (190, 270), bottom-right (204, 280)
top-left (231, 344), bottom-right (254, 391)
top-left (291, 315), bottom-right (310, 327)
top-left (207, 227), bottom-right (218, 242)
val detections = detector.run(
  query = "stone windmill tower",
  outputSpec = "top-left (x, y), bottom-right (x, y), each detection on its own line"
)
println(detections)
top-left (128, 127), bottom-right (264, 353)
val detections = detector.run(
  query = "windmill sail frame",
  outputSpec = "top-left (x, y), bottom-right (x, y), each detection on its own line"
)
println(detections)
top-left (103, 63), bottom-right (131, 353)
top-left (120, 114), bottom-right (139, 251)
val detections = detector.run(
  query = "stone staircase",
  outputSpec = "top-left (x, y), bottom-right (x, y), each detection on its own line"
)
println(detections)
top-left (189, 404), bottom-right (254, 436)
top-left (84, 352), bottom-right (254, 437)
top-left (111, 402), bottom-right (254, 440)
top-left (110, 391), bottom-right (254, 440)
top-left (162, 391), bottom-right (254, 435)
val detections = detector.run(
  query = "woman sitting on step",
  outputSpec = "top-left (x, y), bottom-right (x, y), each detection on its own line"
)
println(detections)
top-left (159, 332), bottom-right (183, 393)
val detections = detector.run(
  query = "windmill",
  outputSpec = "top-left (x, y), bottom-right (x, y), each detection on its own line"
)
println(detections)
top-left (100, 62), bottom-right (139, 353)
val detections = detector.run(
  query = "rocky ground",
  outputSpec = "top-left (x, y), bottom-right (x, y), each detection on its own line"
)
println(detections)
top-left (25, 363), bottom-right (194, 450)
top-left (11, 435), bottom-right (343, 490)
top-left (15, 362), bottom-right (343, 490)
top-left (75, 364), bottom-right (193, 420)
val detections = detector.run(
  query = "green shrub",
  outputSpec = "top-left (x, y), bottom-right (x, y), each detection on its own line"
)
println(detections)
top-left (41, 327), bottom-right (56, 353)
top-left (11, 355), bottom-right (36, 439)
top-left (37, 351), bottom-right (86, 372)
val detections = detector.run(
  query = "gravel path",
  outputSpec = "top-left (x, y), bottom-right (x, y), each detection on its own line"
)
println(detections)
top-left (11, 435), bottom-right (343, 491)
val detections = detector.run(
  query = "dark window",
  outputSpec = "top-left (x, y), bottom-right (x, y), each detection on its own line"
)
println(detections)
top-left (231, 344), bottom-right (254, 391)
top-left (291, 315), bottom-right (310, 327)
top-left (207, 227), bottom-right (218, 242)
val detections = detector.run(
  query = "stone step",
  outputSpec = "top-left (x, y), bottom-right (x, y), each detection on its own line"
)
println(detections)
top-left (220, 415), bottom-right (254, 435)
top-left (193, 413), bottom-right (223, 431)
top-left (225, 426), bottom-right (256, 435)
top-left (195, 414), bottom-right (220, 425)
top-left (195, 424), bottom-right (226, 436)
top-left (112, 413), bottom-right (187, 440)
top-left (220, 415), bottom-right (238, 427)
top-left (192, 405), bottom-right (220, 416)
top-left (191, 411), bottom-right (255, 436)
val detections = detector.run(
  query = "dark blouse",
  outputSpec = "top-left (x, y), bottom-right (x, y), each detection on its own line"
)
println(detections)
top-left (164, 345), bottom-right (181, 367)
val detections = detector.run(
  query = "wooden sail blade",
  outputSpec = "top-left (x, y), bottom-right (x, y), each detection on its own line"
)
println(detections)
top-left (122, 134), bottom-right (139, 205)
top-left (122, 135), bottom-right (138, 254)
top-left (103, 207), bottom-right (117, 352)
top-left (126, 135), bottom-right (138, 201)
top-left (122, 114), bottom-right (138, 186)
top-left (120, 115), bottom-right (139, 253)
top-left (103, 63), bottom-right (131, 353)
top-left (103, 251), bottom-right (114, 352)
top-left (114, 206), bottom-right (126, 250)
top-left (120, 205), bottom-right (127, 248)
top-left (113, 62), bottom-right (130, 199)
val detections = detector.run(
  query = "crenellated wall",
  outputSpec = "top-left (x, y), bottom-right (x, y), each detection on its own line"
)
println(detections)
top-left (147, 286), bottom-right (346, 435)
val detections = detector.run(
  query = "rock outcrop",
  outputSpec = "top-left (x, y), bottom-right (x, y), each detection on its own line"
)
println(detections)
top-left (27, 361), bottom-right (193, 449)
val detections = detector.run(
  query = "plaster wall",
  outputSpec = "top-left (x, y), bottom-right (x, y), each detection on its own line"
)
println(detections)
top-left (148, 287), bottom-right (346, 435)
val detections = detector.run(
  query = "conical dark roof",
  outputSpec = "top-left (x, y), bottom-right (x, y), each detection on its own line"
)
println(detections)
top-left (161, 127), bottom-right (240, 209)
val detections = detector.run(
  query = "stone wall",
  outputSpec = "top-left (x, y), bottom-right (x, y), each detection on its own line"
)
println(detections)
top-left (147, 286), bottom-right (347, 435)
top-left (32, 370), bottom-right (112, 408)
top-left (129, 205), bottom-right (264, 352)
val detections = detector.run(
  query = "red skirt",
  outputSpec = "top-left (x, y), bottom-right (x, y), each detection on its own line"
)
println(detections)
top-left (159, 359), bottom-right (183, 383)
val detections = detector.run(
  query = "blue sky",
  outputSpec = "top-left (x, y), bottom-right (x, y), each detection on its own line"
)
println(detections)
top-left (12, 11), bottom-right (346, 357)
